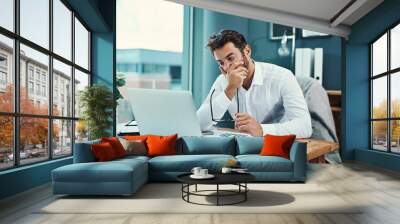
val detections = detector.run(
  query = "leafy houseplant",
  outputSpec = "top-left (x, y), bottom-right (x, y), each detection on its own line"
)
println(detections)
top-left (79, 84), bottom-right (114, 140)
top-left (116, 74), bottom-right (126, 100)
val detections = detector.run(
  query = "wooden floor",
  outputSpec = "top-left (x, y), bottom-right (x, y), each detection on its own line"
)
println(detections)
top-left (1, 162), bottom-right (400, 224)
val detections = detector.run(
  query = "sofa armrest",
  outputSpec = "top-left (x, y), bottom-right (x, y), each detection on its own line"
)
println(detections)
top-left (289, 141), bottom-right (307, 182)
top-left (73, 140), bottom-right (100, 163)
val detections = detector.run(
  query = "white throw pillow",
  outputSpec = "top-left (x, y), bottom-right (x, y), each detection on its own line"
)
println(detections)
top-left (118, 137), bottom-right (147, 156)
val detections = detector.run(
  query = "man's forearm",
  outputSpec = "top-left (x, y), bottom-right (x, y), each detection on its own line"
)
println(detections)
top-left (260, 116), bottom-right (312, 138)
top-left (224, 86), bottom-right (236, 100)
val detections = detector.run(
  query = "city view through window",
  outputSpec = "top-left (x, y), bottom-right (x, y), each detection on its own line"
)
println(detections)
top-left (116, 0), bottom-right (184, 134)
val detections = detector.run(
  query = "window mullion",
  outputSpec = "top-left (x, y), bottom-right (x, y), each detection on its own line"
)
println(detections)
top-left (13, 0), bottom-right (21, 167)
top-left (388, 30), bottom-right (391, 152)
top-left (71, 10), bottom-right (76, 154)
top-left (370, 45), bottom-right (373, 149)
top-left (48, 0), bottom-right (54, 160)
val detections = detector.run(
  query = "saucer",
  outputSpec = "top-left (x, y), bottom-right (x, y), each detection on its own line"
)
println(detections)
top-left (190, 174), bottom-right (215, 179)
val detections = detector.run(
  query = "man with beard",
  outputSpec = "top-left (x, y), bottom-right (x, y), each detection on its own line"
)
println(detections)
top-left (197, 30), bottom-right (312, 137)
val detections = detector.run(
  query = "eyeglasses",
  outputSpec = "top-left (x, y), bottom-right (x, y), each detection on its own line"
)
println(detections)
top-left (210, 88), bottom-right (239, 122)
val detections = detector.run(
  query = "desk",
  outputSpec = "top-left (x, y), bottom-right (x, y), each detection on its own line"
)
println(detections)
top-left (297, 138), bottom-right (340, 163)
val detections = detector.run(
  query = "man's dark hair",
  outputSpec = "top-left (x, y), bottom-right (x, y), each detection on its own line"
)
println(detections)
top-left (207, 30), bottom-right (248, 53)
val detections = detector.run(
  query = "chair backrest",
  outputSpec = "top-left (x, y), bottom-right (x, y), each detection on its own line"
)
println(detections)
top-left (176, 136), bottom-right (236, 155)
top-left (235, 136), bottom-right (264, 155)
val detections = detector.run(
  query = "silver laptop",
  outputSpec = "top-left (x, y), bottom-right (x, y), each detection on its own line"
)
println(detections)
top-left (125, 88), bottom-right (203, 136)
top-left (125, 88), bottom-right (251, 137)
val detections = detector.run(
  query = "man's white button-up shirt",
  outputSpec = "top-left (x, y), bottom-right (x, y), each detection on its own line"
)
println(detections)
top-left (196, 61), bottom-right (312, 138)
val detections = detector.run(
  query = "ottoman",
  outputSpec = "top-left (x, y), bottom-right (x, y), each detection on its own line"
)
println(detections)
top-left (52, 156), bottom-right (148, 196)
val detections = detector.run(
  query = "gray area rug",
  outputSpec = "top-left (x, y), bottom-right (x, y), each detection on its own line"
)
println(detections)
top-left (37, 183), bottom-right (362, 214)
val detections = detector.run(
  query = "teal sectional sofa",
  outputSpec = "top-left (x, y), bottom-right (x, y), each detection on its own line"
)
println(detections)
top-left (52, 136), bottom-right (307, 196)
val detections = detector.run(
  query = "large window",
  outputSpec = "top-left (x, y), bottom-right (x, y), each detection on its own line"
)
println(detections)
top-left (0, 0), bottom-right (91, 170)
top-left (370, 23), bottom-right (400, 153)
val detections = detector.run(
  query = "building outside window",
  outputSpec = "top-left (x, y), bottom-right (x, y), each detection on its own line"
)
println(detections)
top-left (0, 54), bottom-right (7, 88)
top-left (28, 81), bottom-right (34, 94)
top-left (35, 83), bottom-right (40, 95)
top-left (0, 71), bottom-right (6, 84)
top-left (28, 67), bottom-right (34, 80)
top-left (0, 54), bottom-right (7, 67)
top-left (41, 85), bottom-right (46, 97)
top-left (35, 70), bottom-right (40, 81)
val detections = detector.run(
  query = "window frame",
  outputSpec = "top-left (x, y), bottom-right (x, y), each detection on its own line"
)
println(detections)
top-left (0, 0), bottom-right (92, 171)
top-left (370, 20), bottom-right (400, 154)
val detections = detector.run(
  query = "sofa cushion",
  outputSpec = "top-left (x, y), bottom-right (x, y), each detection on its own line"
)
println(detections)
top-left (91, 142), bottom-right (118, 161)
top-left (53, 158), bottom-right (147, 183)
top-left (235, 136), bottom-right (263, 155)
top-left (73, 139), bottom-right (101, 163)
top-left (260, 134), bottom-right (296, 159)
top-left (148, 154), bottom-right (235, 172)
top-left (101, 137), bottom-right (127, 158)
top-left (147, 134), bottom-right (178, 157)
top-left (119, 138), bottom-right (148, 156)
top-left (236, 155), bottom-right (293, 172)
top-left (177, 136), bottom-right (236, 155)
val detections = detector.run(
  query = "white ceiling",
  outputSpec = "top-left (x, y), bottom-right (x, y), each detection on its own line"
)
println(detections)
top-left (166, 0), bottom-right (384, 38)
top-left (227, 0), bottom-right (353, 23)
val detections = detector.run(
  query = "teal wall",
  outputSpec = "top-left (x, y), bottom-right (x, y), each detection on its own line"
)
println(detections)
top-left (0, 0), bottom-right (116, 200)
top-left (91, 0), bottom-right (116, 135)
top-left (247, 21), bottom-right (293, 72)
top-left (92, 32), bottom-right (115, 136)
top-left (0, 158), bottom-right (72, 199)
top-left (92, 32), bottom-right (114, 87)
top-left (343, 0), bottom-right (400, 171)
top-left (181, 6), bottom-right (191, 91)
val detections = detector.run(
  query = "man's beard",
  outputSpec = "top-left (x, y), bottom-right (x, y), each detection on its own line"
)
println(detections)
top-left (241, 52), bottom-right (250, 70)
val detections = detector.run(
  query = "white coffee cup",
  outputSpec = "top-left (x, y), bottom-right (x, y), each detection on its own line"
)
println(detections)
top-left (221, 167), bottom-right (232, 174)
top-left (191, 167), bottom-right (202, 176)
top-left (200, 169), bottom-right (208, 176)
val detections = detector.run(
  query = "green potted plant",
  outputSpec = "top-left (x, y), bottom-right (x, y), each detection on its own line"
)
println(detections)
top-left (79, 84), bottom-right (114, 140)
top-left (116, 74), bottom-right (126, 100)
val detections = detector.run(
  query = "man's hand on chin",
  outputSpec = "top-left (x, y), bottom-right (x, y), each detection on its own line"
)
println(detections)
top-left (234, 112), bottom-right (263, 137)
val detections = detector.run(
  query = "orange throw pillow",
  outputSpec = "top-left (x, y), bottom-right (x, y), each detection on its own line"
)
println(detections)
top-left (91, 142), bottom-right (117, 161)
top-left (146, 134), bottom-right (178, 157)
top-left (259, 134), bottom-right (296, 159)
top-left (101, 137), bottom-right (126, 158)
top-left (123, 135), bottom-right (149, 141)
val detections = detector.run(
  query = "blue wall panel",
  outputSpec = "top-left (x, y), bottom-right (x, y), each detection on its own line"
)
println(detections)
top-left (0, 158), bottom-right (72, 199)
top-left (92, 32), bottom-right (114, 87)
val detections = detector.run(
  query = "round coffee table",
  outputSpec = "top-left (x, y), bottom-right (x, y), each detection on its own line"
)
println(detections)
top-left (177, 173), bottom-right (255, 206)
